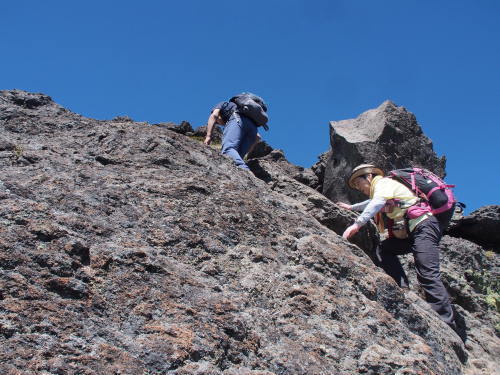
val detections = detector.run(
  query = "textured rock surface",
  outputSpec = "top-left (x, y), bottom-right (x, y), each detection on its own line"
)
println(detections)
top-left (399, 235), bottom-right (500, 375)
top-left (190, 124), bottom-right (223, 144)
top-left (155, 121), bottom-right (194, 135)
top-left (251, 149), bottom-right (500, 375)
top-left (310, 150), bottom-right (331, 192)
top-left (0, 90), bottom-right (497, 374)
top-left (321, 101), bottom-right (447, 203)
top-left (246, 139), bottom-right (274, 160)
top-left (247, 151), bottom-right (378, 257)
top-left (448, 205), bottom-right (500, 249)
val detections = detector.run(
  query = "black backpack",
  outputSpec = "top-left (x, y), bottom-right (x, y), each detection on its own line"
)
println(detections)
top-left (230, 92), bottom-right (269, 131)
top-left (387, 167), bottom-right (456, 215)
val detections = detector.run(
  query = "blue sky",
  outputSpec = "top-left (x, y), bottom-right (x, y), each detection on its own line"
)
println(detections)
top-left (1, 0), bottom-right (498, 213)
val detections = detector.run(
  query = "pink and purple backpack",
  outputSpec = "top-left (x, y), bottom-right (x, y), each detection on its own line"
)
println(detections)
top-left (388, 167), bottom-right (456, 218)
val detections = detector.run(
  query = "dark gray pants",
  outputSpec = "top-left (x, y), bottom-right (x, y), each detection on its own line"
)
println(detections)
top-left (375, 216), bottom-right (455, 326)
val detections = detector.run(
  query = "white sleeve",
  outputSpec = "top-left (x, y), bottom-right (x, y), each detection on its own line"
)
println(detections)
top-left (354, 196), bottom-right (387, 226)
top-left (350, 199), bottom-right (371, 211)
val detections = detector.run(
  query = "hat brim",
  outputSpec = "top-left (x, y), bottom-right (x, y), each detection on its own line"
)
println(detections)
top-left (348, 167), bottom-right (384, 189)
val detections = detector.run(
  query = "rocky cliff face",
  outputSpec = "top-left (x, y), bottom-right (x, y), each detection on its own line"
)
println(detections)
top-left (448, 205), bottom-right (500, 249)
top-left (0, 90), bottom-right (498, 375)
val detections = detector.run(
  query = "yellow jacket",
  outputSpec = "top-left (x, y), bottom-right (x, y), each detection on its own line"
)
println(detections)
top-left (370, 176), bottom-right (431, 232)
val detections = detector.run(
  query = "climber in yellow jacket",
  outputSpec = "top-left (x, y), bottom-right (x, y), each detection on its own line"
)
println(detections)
top-left (339, 164), bottom-right (456, 329)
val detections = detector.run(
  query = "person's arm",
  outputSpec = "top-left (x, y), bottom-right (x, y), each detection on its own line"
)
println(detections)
top-left (354, 197), bottom-right (386, 226)
top-left (342, 196), bottom-right (387, 239)
top-left (204, 109), bottom-right (220, 145)
top-left (350, 199), bottom-right (372, 211)
top-left (337, 199), bottom-right (371, 211)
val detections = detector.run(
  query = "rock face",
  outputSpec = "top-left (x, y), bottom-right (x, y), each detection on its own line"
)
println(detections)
top-left (155, 121), bottom-right (194, 135)
top-left (310, 150), bottom-right (330, 192)
top-left (246, 151), bottom-right (379, 258)
top-left (399, 235), bottom-right (499, 375)
top-left (0, 90), bottom-right (498, 375)
top-left (321, 101), bottom-right (446, 203)
top-left (448, 205), bottom-right (500, 249)
top-left (190, 124), bottom-right (224, 144)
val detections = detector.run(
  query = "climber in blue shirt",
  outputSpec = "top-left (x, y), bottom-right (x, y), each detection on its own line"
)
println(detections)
top-left (204, 100), bottom-right (262, 170)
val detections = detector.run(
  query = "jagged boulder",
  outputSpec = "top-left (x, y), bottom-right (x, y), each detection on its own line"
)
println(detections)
top-left (321, 101), bottom-right (446, 203)
top-left (1, 90), bottom-right (498, 375)
top-left (448, 205), bottom-right (500, 249)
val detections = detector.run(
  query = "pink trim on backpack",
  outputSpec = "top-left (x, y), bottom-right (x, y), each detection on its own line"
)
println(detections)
top-left (407, 202), bottom-right (432, 219)
top-left (426, 186), bottom-right (442, 199)
top-left (410, 173), bottom-right (417, 191)
top-left (426, 184), bottom-right (456, 199)
top-left (423, 173), bottom-right (456, 214)
top-left (389, 167), bottom-right (457, 216)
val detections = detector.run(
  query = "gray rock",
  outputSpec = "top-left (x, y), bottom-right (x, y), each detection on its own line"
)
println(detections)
top-left (0, 89), bottom-right (53, 109)
top-left (0, 90), bottom-right (498, 374)
top-left (247, 152), bottom-right (378, 257)
top-left (449, 205), bottom-right (500, 249)
top-left (191, 124), bottom-right (223, 143)
top-left (112, 115), bottom-right (134, 122)
top-left (310, 150), bottom-right (331, 192)
top-left (321, 101), bottom-right (446, 204)
top-left (399, 235), bottom-right (500, 373)
top-left (246, 139), bottom-right (273, 159)
top-left (155, 120), bottom-right (194, 135)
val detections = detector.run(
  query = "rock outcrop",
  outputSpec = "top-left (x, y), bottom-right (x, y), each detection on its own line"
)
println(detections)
top-left (448, 205), bottom-right (500, 249)
top-left (320, 101), bottom-right (446, 203)
top-left (399, 234), bottom-right (499, 374)
top-left (155, 121), bottom-right (194, 135)
top-left (311, 100), bottom-right (499, 374)
top-left (190, 124), bottom-right (224, 144)
top-left (0, 90), bottom-right (498, 375)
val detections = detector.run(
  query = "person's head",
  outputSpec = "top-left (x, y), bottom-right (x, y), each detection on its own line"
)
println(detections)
top-left (348, 164), bottom-right (384, 196)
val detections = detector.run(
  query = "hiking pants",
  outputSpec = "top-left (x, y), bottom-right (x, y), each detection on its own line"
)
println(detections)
top-left (375, 216), bottom-right (455, 326)
top-left (221, 115), bottom-right (257, 170)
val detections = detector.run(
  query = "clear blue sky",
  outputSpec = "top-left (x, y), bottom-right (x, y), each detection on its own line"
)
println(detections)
top-left (1, 0), bottom-right (498, 213)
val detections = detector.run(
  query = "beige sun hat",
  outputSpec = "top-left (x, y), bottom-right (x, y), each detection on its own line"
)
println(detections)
top-left (348, 164), bottom-right (384, 189)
